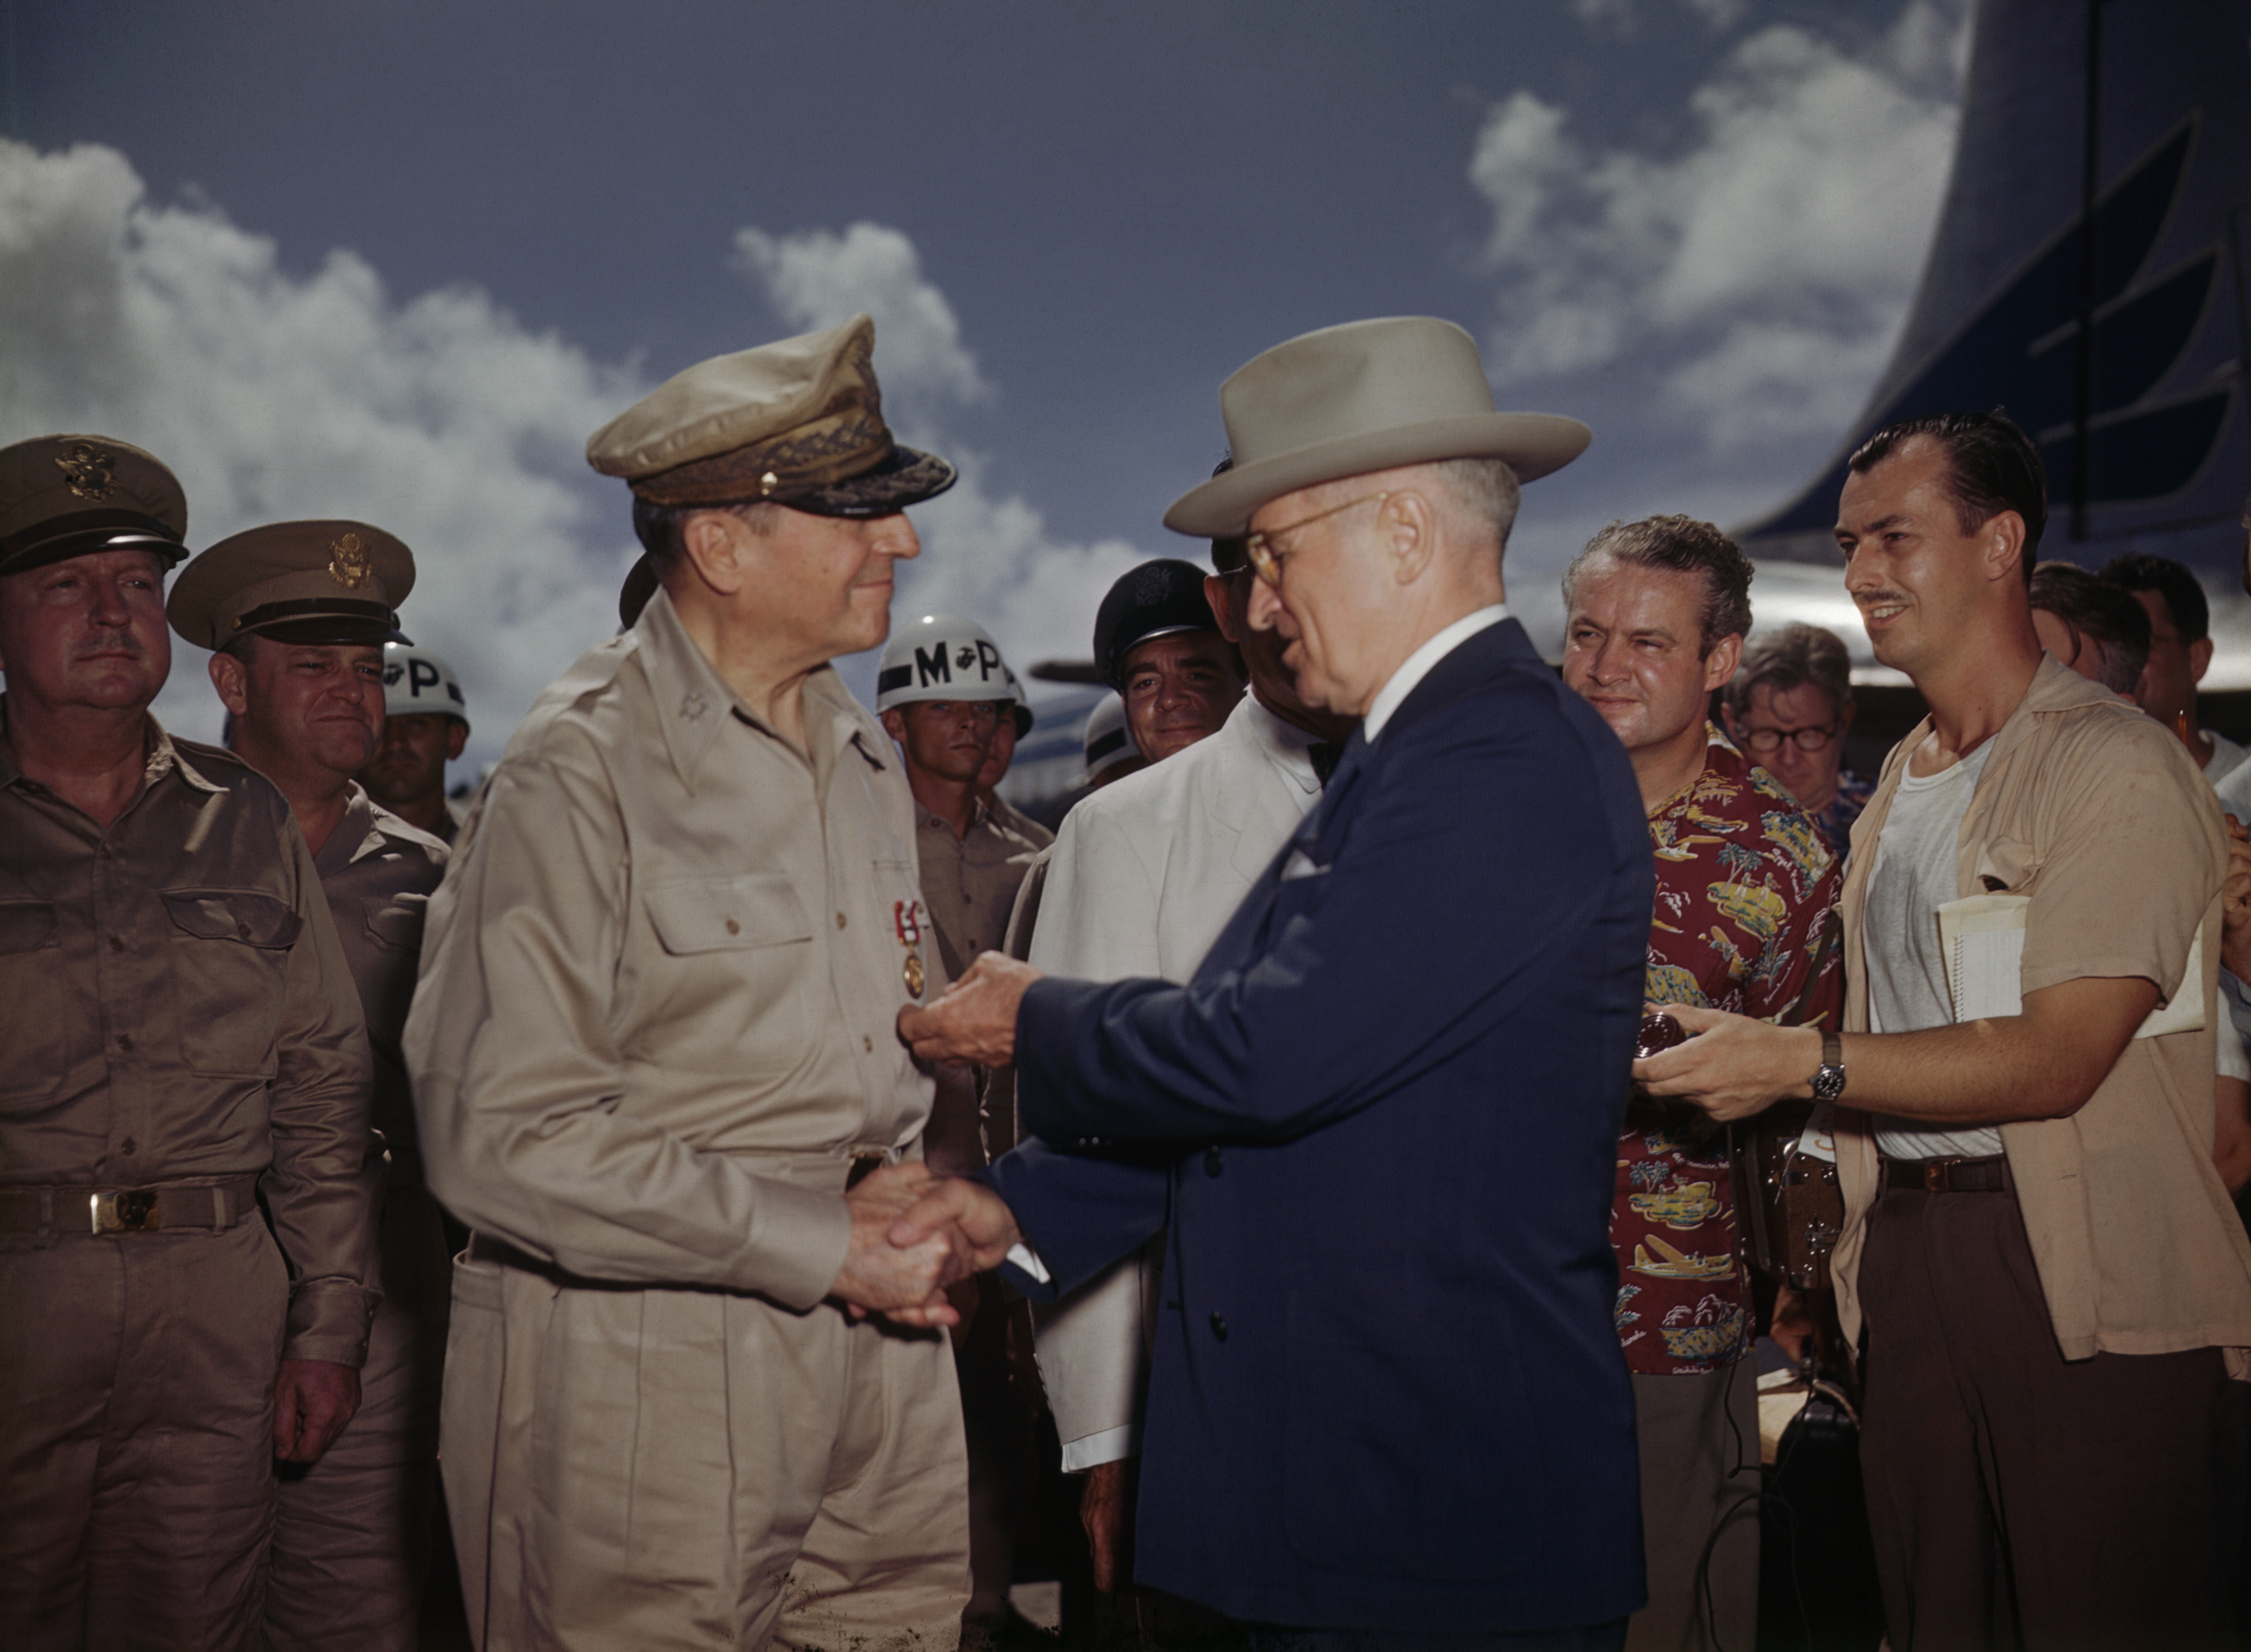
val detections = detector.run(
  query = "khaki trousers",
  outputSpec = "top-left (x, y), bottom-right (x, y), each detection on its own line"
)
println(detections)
top-left (265, 1184), bottom-right (451, 1652)
top-left (1, 1218), bottom-right (288, 1651)
top-left (1622, 1363), bottom-right (1759, 1652)
top-left (443, 1241), bottom-right (972, 1651)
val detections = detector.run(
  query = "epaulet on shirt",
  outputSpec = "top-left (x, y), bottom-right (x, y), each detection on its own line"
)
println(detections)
top-left (169, 736), bottom-right (290, 813)
top-left (364, 802), bottom-right (450, 864)
top-left (504, 631), bottom-right (644, 761)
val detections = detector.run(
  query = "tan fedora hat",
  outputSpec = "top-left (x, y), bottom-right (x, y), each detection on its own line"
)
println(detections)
top-left (1163, 317), bottom-right (1590, 539)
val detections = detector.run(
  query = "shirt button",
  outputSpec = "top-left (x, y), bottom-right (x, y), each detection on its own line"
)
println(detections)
top-left (725, 918), bottom-right (741, 935)
top-left (108, 935), bottom-right (125, 952)
top-left (836, 911), bottom-right (848, 930)
top-left (1205, 1147), bottom-right (1224, 1177)
top-left (116, 1033), bottom-right (133, 1052)
top-left (863, 1035), bottom-right (874, 1053)
top-left (1209, 1313), bottom-right (1229, 1342)
top-left (120, 1138), bottom-right (136, 1155)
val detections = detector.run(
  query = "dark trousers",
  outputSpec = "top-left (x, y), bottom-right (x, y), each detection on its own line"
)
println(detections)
top-left (1243, 1622), bottom-right (1626, 1652)
top-left (1625, 1363), bottom-right (1758, 1652)
top-left (1857, 1182), bottom-right (2236, 1651)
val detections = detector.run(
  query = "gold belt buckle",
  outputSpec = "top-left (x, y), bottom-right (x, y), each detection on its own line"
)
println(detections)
top-left (1923, 1160), bottom-right (1950, 1192)
top-left (90, 1189), bottom-right (162, 1235)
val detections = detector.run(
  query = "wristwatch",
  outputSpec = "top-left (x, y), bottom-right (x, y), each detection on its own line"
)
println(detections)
top-left (1808, 1028), bottom-right (1846, 1102)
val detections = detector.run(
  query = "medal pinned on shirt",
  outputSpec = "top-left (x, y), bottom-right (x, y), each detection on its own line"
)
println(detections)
top-left (894, 899), bottom-right (927, 998)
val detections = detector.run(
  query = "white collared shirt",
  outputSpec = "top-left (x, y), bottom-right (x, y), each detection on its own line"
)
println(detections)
top-left (1361, 604), bottom-right (1509, 743)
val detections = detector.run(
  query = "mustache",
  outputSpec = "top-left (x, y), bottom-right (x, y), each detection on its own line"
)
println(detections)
top-left (1852, 588), bottom-right (1910, 607)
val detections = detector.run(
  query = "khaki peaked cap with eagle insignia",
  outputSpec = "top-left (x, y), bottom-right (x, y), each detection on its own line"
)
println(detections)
top-left (0, 434), bottom-right (191, 578)
top-left (167, 520), bottom-right (416, 651)
top-left (592, 314), bottom-right (958, 628)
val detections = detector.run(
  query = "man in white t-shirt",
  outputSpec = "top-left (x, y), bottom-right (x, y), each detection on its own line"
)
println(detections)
top-left (1637, 410), bottom-right (2251, 1649)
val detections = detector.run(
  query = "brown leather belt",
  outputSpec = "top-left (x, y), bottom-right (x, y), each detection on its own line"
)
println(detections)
top-left (0, 1176), bottom-right (263, 1236)
top-left (1880, 1155), bottom-right (2009, 1194)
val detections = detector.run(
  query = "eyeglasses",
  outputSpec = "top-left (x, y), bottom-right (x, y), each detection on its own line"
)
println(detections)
top-left (1737, 722), bottom-right (1840, 754)
top-left (1242, 492), bottom-right (1390, 587)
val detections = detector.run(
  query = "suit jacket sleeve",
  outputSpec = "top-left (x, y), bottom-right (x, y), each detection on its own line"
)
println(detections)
top-left (1015, 703), bottom-right (1637, 1150)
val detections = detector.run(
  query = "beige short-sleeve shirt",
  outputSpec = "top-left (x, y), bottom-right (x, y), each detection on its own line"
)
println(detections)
top-left (1832, 657), bottom-right (2251, 1372)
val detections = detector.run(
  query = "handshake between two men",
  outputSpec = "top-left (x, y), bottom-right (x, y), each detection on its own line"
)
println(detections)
top-left (830, 954), bottom-right (1045, 1326)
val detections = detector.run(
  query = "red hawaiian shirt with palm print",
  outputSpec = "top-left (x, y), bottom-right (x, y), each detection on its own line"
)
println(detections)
top-left (1613, 725), bottom-right (1843, 1375)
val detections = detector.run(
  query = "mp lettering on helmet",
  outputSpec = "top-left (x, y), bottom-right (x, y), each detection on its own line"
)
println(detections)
top-left (975, 640), bottom-right (1002, 680)
top-left (914, 644), bottom-right (953, 687)
top-left (409, 659), bottom-right (442, 698)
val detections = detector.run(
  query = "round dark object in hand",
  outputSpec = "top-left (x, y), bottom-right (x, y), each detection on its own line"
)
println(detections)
top-left (1635, 1013), bottom-right (1687, 1060)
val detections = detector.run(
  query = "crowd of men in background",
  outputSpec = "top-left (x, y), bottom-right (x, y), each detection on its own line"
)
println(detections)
top-left (4, 310), bottom-right (2250, 1652)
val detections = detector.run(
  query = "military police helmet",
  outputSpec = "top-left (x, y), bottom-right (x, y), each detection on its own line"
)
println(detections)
top-left (1092, 559), bottom-right (1220, 691)
top-left (875, 614), bottom-right (1017, 712)
top-left (1082, 693), bottom-right (1138, 783)
top-left (381, 641), bottom-right (470, 734)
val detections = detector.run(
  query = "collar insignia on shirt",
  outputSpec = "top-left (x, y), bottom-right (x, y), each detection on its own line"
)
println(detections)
top-left (55, 443), bottom-right (116, 500)
top-left (328, 532), bottom-right (373, 590)
top-left (680, 691), bottom-right (709, 724)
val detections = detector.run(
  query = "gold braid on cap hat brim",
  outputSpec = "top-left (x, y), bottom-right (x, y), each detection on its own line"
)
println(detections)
top-left (629, 403), bottom-right (893, 508)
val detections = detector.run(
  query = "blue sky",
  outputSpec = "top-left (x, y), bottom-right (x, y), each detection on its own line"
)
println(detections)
top-left (1, 0), bottom-right (1967, 764)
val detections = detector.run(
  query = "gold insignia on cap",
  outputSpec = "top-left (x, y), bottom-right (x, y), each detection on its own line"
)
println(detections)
top-left (55, 443), bottom-right (117, 502)
top-left (759, 471), bottom-right (780, 497)
top-left (328, 532), bottom-right (373, 590)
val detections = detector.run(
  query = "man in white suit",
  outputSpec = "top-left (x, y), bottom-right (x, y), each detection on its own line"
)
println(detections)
top-left (1024, 527), bottom-right (1352, 1614)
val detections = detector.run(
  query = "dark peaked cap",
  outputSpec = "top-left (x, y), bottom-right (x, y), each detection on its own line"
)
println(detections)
top-left (0, 434), bottom-right (189, 578)
top-left (169, 520), bottom-right (415, 650)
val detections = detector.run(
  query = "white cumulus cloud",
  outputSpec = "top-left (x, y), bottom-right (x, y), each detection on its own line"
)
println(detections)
top-left (0, 138), bottom-right (639, 762)
top-left (1472, 0), bottom-right (1966, 452)
top-left (0, 143), bottom-right (1139, 761)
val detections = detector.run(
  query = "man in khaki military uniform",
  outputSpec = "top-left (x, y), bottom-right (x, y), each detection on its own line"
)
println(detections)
top-left (0, 436), bottom-right (379, 1650)
top-left (406, 315), bottom-right (976, 1651)
top-left (172, 522), bottom-right (452, 1650)
top-left (871, 612), bottom-right (1048, 1641)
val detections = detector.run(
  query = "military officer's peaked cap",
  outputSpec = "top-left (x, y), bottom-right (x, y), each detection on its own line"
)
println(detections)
top-left (587, 312), bottom-right (958, 518)
top-left (0, 434), bottom-right (190, 578)
top-left (1092, 558), bottom-right (1222, 690)
top-left (168, 520), bottom-right (416, 651)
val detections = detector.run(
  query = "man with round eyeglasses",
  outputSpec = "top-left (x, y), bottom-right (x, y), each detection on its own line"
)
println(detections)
top-left (1720, 624), bottom-right (1873, 862)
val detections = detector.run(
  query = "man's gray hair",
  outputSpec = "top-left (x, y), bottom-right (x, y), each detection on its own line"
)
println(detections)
top-left (1429, 456), bottom-right (1521, 559)
top-left (1720, 623), bottom-right (1853, 720)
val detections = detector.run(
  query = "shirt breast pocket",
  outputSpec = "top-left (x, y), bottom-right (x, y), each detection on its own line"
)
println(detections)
top-left (643, 875), bottom-right (816, 1074)
top-left (162, 888), bottom-right (302, 1077)
top-left (0, 900), bottom-right (67, 1107)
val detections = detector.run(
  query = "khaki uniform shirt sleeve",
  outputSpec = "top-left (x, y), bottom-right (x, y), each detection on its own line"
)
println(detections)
top-left (266, 821), bottom-right (384, 1365)
top-left (406, 716), bottom-right (852, 1310)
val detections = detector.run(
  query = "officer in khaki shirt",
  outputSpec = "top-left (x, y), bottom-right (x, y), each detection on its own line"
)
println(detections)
top-left (172, 521), bottom-right (452, 1650)
top-left (0, 436), bottom-right (379, 1650)
top-left (407, 315), bottom-right (977, 1652)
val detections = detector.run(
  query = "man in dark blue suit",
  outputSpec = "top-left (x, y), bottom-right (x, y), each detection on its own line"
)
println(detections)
top-left (895, 317), bottom-right (1652, 1649)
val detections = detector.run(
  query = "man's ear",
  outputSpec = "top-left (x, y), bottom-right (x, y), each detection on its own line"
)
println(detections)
top-left (446, 722), bottom-right (468, 762)
top-left (208, 650), bottom-right (251, 718)
top-left (1983, 510), bottom-right (2028, 586)
top-left (2191, 636), bottom-right (2215, 686)
top-left (1386, 490), bottom-right (1437, 586)
top-left (1204, 573), bottom-right (1242, 644)
top-left (1839, 698), bottom-right (1857, 737)
top-left (680, 510), bottom-right (750, 598)
top-left (880, 707), bottom-right (908, 744)
top-left (1701, 632), bottom-right (1744, 694)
